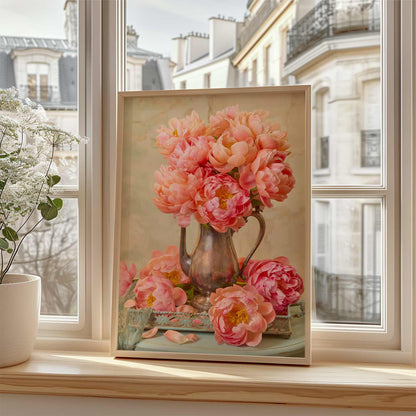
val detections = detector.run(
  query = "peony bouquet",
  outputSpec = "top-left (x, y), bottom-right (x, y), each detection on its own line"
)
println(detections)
top-left (119, 106), bottom-right (304, 348)
top-left (153, 106), bottom-right (295, 232)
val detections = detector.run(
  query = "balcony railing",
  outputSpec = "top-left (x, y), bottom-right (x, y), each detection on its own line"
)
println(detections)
top-left (319, 136), bottom-right (329, 169)
top-left (18, 85), bottom-right (59, 105)
top-left (237, 0), bottom-right (278, 51)
top-left (361, 129), bottom-right (381, 167)
top-left (314, 267), bottom-right (381, 324)
top-left (287, 0), bottom-right (380, 62)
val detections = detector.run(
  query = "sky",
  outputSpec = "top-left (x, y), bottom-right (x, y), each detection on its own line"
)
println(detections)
top-left (0, 0), bottom-right (248, 57)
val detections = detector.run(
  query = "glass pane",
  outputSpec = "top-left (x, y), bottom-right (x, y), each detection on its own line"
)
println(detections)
top-left (11, 199), bottom-right (78, 316)
top-left (0, 0), bottom-right (79, 186)
top-left (125, 0), bottom-right (381, 185)
top-left (0, 1), bottom-right (80, 316)
top-left (312, 198), bottom-right (382, 325)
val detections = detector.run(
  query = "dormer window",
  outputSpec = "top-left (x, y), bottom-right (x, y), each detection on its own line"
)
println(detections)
top-left (27, 63), bottom-right (50, 102)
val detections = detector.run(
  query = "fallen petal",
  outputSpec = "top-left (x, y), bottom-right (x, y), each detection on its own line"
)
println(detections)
top-left (124, 299), bottom-right (136, 308)
top-left (185, 333), bottom-right (199, 343)
top-left (141, 327), bottom-right (158, 339)
top-left (164, 330), bottom-right (199, 344)
top-left (176, 304), bottom-right (198, 313)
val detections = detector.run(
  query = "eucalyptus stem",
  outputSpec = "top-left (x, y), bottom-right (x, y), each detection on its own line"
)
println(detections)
top-left (16, 144), bottom-right (55, 234)
top-left (0, 218), bottom-right (43, 283)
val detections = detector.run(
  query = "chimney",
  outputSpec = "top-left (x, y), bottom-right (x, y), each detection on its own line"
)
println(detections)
top-left (209, 16), bottom-right (237, 60)
top-left (172, 35), bottom-right (186, 71)
top-left (185, 32), bottom-right (209, 65)
top-left (126, 25), bottom-right (139, 48)
top-left (64, 0), bottom-right (77, 47)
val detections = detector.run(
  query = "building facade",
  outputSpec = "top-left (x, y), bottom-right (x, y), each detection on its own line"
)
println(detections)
top-left (170, 0), bottom-right (382, 324)
top-left (171, 17), bottom-right (240, 89)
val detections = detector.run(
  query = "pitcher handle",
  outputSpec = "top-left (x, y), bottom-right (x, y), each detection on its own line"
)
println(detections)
top-left (238, 210), bottom-right (265, 279)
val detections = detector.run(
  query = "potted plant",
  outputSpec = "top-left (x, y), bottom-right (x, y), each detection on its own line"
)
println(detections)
top-left (0, 88), bottom-right (83, 367)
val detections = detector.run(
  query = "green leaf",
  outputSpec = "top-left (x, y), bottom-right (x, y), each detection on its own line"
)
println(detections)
top-left (6, 248), bottom-right (13, 254)
top-left (52, 198), bottom-right (63, 210)
top-left (38, 202), bottom-right (50, 211)
top-left (40, 204), bottom-right (58, 221)
top-left (2, 227), bottom-right (18, 241)
top-left (0, 238), bottom-right (9, 250)
top-left (46, 175), bottom-right (61, 187)
top-left (185, 286), bottom-right (194, 301)
top-left (251, 199), bottom-right (263, 207)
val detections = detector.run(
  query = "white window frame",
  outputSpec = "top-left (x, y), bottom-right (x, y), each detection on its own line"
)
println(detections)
top-left (312, 0), bottom-right (414, 364)
top-left (35, 0), bottom-right (104, 349)
top-left (35, 0), bottom-right (415, 363)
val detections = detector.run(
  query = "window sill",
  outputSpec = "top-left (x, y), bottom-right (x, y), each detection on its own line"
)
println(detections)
top-left (1, 351), bottom-right (416, 411)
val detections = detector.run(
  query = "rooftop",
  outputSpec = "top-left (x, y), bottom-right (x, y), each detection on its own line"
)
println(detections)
top-left (0, 36), bottom-right (74, 52)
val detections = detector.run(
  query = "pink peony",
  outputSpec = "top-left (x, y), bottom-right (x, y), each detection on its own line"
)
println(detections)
top-left (239, 149), bottom-right (295, 207)
top-left (168, 135), bottom-right (214, 173)
top-left (194, 174), bottom-right (252, 233)
top-left (139, 245), bottom-right (190, 285)
top-left (134, 274), bottom-right (187, 312)
top-left (156, 111), bottom-right (206, 156)
top-left (209, 284), bottom-right (275, 347)
top-left (208, 106), bottom-right (240, 137)
top-left (153, 165), bottom-right (205, 227)
top-left (209, 131), bottom-right (257, 173)
top-left (243, 256), bottom-right (304, 314)
top-left (119, 261), bottom-right (137, 297)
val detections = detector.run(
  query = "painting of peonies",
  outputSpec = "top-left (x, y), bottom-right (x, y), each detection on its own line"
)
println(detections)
top-left (112, 87), bottom-right (311, 365)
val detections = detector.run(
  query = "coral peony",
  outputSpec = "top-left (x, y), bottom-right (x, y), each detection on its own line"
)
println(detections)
top-left (153, 165), bottom-right (205, 227)
top-left (119, 261), bottom-right (137, 297)
top-left (134, 274), bottom-right (187, 312)
top-left (209, 131), bottom-right (257, 173)
top-left (243, 256), bottom-right (304, 314)
top-left (139, 245), bottom-right (190, 285)
top-left (156, 110), bottom-right (206, 156)
top-left (194, 174), bottom-right (252, 233)
top-left (239, 149), bottom-right (295, 207)
top-left (209, 284), bottom-right (275, 347)
top-left (168, 135), bottom-right (214, 173)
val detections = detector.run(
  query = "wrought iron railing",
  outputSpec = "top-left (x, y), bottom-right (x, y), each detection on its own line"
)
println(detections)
top-left (319, 136), bottom-right (329, 169)
top-left (314, 267), bottom-right (381, 324)
top-left (361, 129), bottom-right (381, 167)
top-left (18, 85), bottom-right (58, 105)
top-left (287, 0), bottom-right (380, 62)
top-left (237, 0), bottom-right (278, 50)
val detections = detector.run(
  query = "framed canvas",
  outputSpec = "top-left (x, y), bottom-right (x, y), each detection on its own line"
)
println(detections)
top-left (112, 86), bottom-right (311, 365)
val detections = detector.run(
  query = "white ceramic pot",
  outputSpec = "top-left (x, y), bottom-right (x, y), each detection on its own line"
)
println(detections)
top-left (0, 273), bottom-right (41, 367)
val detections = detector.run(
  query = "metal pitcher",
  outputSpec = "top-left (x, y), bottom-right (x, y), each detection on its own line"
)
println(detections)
top-left (179, 211), bottom-right (265, 311)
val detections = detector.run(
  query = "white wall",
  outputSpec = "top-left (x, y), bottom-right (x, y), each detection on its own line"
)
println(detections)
top-left (2, 395), bottom-right (416, 416)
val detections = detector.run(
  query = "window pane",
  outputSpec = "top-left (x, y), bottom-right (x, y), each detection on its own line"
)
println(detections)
top-left (0, 0), bottom-right (79, 186)
top-left (11, 198), bottom-right (78, 316)
top-left (0, 1), bottom-right (80, 315)
top-left (312, 198), bottom-right (382, 325)
top-left (125, 0), bottom-right (381, 185)
top-left (124, 0), bottom-right (384, 328)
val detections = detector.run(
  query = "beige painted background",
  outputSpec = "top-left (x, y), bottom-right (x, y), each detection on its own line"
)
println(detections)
top-left (119, 90), bottom-right (306, 290)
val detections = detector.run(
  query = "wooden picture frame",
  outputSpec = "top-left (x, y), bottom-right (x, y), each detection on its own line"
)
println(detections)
top-left (112, 86), bottom-right (311, 365)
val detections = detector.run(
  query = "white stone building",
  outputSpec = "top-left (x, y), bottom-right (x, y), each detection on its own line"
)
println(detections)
top-left (232, 0), bottom-right (295, 87)
top-left (283, 0), bottom-right (381, 323)
top-left (171, 17), bottom-right (240, 89)
top-left (170, 0), bottom-right (382, 324)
